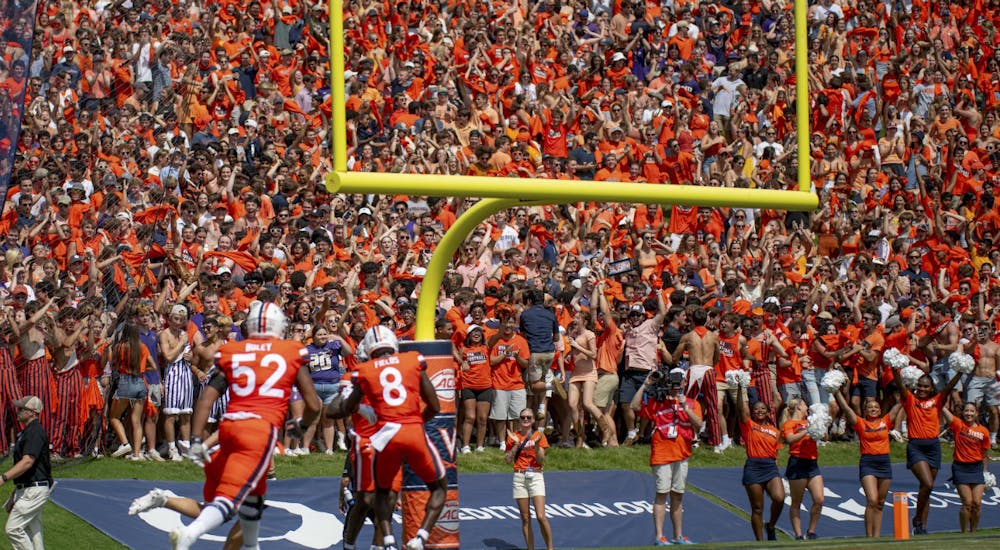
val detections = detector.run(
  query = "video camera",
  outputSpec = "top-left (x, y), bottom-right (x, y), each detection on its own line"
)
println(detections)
top-left (647, 366), bottom-right (684, 401)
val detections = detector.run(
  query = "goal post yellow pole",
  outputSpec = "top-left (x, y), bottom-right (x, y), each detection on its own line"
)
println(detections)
top-left (413, 198), bottom-right (546, 340)
top-left (330, 0), bottom-right (347, 172)
top-left (326, 0), bottom-right (817, 341)
top-left (795, 0), bottom-right (810, 193)
top-left (328, 171), bottom-right (818, 210)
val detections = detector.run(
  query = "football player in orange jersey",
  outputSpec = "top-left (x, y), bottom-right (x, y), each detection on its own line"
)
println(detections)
top-left (327, 348), bottom-right (398, 550)
top-left (170, 301), bottom-right (321, 550)
top-left (337, 325), bottom-right (447, 550)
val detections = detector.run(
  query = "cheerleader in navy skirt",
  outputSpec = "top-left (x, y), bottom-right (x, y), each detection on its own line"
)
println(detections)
top-left (943, 402), bottom-right (991, 532)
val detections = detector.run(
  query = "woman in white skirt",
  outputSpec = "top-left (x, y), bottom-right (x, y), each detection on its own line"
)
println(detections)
top-left (505, 408), bottom-right (553, 550)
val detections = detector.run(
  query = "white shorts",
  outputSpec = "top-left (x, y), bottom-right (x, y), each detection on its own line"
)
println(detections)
top-left (966, 376), bottom-right (1000, 407)
top-left (653, 460), bottom-right (689, 494)
top-left (490, 388), bottom-right (527, 421)
top-left (513, 470), bottom-right (546, 499)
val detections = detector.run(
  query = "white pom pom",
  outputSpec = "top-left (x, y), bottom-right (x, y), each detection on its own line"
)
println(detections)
top-left (725, 369), bottom-right (750, 389)
top-left (949, 352), bottom-right (976, 375)
top-left (821, 370), bottom-right (847, 393)
top-left (882, 348), bottom-right (909, 370)
top-left (985, 471), bottom-right (996, 490)
top-left (899, 366), bottom-right (925, 389)
top-left (806, 404), bottom-right (831, 441)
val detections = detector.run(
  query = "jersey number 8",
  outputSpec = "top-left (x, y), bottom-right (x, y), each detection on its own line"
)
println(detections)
top-left (379, 366), bottom-right (407, 406)
top-left (231, 353), bottom-right (288, 398)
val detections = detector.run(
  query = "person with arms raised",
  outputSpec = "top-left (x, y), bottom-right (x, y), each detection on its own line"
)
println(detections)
top-left (832, 378), bottom-right (903, 537)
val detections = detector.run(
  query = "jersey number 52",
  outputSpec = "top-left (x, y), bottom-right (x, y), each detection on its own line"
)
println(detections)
top-left (231, 353), bottom-right (288, 398)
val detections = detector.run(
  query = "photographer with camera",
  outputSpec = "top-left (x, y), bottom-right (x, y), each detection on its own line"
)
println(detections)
top-left (630, 367), bottom-right (702, 546)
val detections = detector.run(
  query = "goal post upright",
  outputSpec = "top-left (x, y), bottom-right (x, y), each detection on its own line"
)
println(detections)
top-left (326, 0), bottom-right (817, 340)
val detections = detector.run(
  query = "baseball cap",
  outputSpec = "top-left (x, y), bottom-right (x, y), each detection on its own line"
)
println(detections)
top-left (63, 45), bottom-right (74, 53)
top-left (170, 304), bottom-right (188, 318)
top-left (629, 305), bottom-right (645, 316)
top-left (217, 266), bottom-right (232, 276)
top-left (57, 195), bottom-right (71, 206)
top-left (245, 119), bottom-right (258, 128)
top-left (467, 324), bottom-right (483, 333)
top-left (69, 254), bottom-right (84, 264)
top-left (612, 52), bottom-right (627, 62)
top-left (358, 207), bottom-right (373, 216)
top-left (14, 396), bottom-right (43, 413)
top-left (885, 315), bottom-right (902, 329)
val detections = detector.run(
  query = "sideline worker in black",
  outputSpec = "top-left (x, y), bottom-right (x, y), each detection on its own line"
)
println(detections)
top-left (3, 396), bottom-right (52, 550)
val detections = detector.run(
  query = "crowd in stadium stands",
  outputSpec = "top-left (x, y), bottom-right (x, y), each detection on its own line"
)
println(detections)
top-left (0, 0), bottom-right (997, 484)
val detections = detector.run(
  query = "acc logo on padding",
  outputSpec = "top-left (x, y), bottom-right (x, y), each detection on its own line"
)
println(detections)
top-left (430, 369), bottom-right (456, 402)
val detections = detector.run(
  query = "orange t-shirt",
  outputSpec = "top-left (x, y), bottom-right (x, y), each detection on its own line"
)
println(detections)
top-left (950, 418), bottom-right (990, 463)
top-left (490, 334), bottom-right (529, 390)
top-left (782, 418), bottom-right (818, 460)
top-left (902, 392), bottom-right (945, 440)
top-left (855, 331), bottom-right (885, 380)
top-left (741, 419), bottom-right (781, 459)
top-left (505, 430), bottom-right (548, 471)
top-left (460, 344), bottom-right (492, 391)
top-left (641, 398), bottom-right (703, 465)
top-left (855, 414), bottom-right (891, 455)
top-left (715, 332), bottom-right (743, 382)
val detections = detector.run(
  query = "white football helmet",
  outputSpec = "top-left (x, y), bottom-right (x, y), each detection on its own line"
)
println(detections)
top-left (361, 325), bottom-right (399, 358)
top-left (246, 301), bottom-right (287, 339)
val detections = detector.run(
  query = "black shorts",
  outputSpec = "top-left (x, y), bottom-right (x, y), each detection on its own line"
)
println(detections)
top-left (851, 378), bottom-right (878, 399)
top-left (461, 387), bottom-right (496, 403)
top-left (906, 438), bottom-right (941, 470)
top-left (785, 456), bottom-right (821, 480)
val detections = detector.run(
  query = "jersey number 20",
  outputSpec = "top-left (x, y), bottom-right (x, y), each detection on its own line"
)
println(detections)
top-left (231, 353), bottom-right (288, 398)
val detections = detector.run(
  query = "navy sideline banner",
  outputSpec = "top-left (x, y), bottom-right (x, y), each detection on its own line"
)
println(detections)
top-left (0, 0), bottom-right (39, 216)
top-left (52, 470), bottom-right (748, 549)
top-left (687, 462), bottom-right (1000, 539)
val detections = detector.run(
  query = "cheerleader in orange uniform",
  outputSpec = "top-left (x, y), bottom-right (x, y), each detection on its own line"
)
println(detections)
top-left (942, 402), bottom-right (992, 532)
top-left (735, 379), bottom-right (785, 541)
top-left (898, 371), bottom-right (962, 535)
top-left (781, 398), bottom-right (824, 540)
top-left (833, 382), bottom-right (903, 537)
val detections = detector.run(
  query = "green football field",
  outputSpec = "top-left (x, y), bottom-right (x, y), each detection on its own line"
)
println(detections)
top-left (0, 442), bottom-right (996, 549)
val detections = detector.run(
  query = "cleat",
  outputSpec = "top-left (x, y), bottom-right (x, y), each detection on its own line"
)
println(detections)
top-left (405, 536), bottom-right (425, 550)
top-left (130, 488), bottom-right (170, 515)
